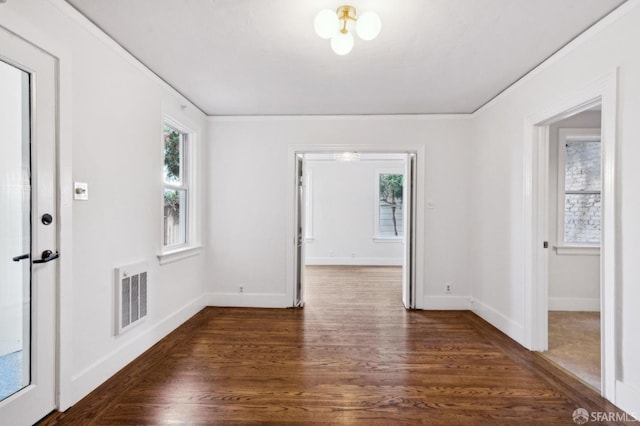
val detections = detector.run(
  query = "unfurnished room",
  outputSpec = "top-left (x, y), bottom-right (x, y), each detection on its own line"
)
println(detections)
top-left (1, 0), bottom-right (640, 424)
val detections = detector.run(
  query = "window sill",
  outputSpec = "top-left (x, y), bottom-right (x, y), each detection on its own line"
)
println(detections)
top-left (555, 245), bottom-right (600, 256)
top-left (373, 237), bottom-right (403, 243)
top-left (157, 245), bottom-right (203, 265)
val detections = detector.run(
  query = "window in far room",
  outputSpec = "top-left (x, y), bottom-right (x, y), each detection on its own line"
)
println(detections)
top-left (558, 128), bottom-right (601, 247)
top-left (375, 170), bottom-right (404, 239)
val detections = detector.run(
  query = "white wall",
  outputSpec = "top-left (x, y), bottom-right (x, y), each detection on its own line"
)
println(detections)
top-left (207, 116), bottom-right (472, 309)
top-left (548, 111), bottom-right (601, 311)
top-left (470, 2), bottom-right (640, 414)
top-left (304, 158), bottom-right (404, 266)
top-left (0, 62), bottom-right (25, 356)
top-left (1, 0), bottom-right (208, 409)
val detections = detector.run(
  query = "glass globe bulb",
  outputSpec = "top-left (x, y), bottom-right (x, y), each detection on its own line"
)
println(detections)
top-left (330, 31), bottom-right (354, 55)
top-left (314, 9), bottom-right (339, 39)
top-left (356, 11), bottom-right (381, 41)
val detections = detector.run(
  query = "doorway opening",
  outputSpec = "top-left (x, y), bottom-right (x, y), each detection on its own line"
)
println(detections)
top-left (542, 108), bottom-right (602, 391)
top-left (525, 71), bottom-right (617, 399)
top-left (293, 152), bottom-right (416, 310)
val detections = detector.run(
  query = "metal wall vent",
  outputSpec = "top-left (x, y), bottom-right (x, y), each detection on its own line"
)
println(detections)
top-left (114, 262), bottom-right (148, 335)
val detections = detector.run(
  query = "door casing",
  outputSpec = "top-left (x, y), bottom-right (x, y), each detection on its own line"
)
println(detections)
top-left (523, 71), bottom-right (618, 400)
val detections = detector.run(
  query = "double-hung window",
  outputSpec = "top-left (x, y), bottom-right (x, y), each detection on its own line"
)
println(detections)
top-left (159, 113), bottom-right (200, 263)
top-left (557, 128), bottom-right (601, 251)
top-left (163, 122), bottom-right (188, 247)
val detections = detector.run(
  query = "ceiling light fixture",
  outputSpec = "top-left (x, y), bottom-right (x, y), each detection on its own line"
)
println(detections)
top-left (314, 5), bottom-right (381, 55)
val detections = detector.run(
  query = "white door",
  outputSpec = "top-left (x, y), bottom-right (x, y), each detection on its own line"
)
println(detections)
top-left (293, 154), bottom-right (305, 307)
top-left (401, 153), bottom-right (416, 309)
top-left (0, 26), bottom-right (58, 425)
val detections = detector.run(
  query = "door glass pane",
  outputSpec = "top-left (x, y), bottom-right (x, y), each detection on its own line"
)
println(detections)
top-left (163, 188), bottom-right (186, 246)
top-left (0, 60), bottom-right (31, 401)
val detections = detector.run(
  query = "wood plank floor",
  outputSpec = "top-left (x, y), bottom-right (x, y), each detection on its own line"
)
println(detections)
top-left (40, 266), bottom-right (627, 425)
top-left (545, 311), bottom-right (601, 391)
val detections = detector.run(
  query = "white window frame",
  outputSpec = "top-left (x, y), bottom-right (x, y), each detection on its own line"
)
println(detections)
top-left (556, 128), bottom-right (601, 255)
top-left (374, 168), bottom-right (404, 242)
top-left (158, 113), bottom-right (201, 264)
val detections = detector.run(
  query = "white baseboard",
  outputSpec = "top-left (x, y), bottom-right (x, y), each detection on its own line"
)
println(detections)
top-left (423, 296), bottom-right (470, 310)
top-left (205, 292), bottom-right (291, 308)
top-left (64, 294), bottom-right (206, 409)
top-left (305, 257), bottom-right (403, 266)
top-left (616, 380), bottom-right (640, 421)
top-left (548, 297), bottom-right (600, 312)
top-left (470, 297), bottom-right (525, 346)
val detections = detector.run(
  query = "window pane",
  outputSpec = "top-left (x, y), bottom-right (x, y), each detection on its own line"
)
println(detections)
top-left (164, 125), bottom-right (182, 184)
top-left (379, 173), bottom-right (403, 237)
top-left (163, 188), bottom-right (186, 246)
top-left (564, 193), bottom-right (601, 244)
top-left (565, 140), bottom-right (601, 191)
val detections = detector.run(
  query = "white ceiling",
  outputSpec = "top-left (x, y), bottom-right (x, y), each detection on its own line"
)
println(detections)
top-left (65, 0), bottom-right (625, 116)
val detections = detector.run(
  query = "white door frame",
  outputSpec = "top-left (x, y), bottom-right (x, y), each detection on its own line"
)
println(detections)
top-left (523, 70), bottom-right (618, 400)
top-left (0, 9), bottom-right (74, 412)
top-left (286, 144), bottom-right (425, 310)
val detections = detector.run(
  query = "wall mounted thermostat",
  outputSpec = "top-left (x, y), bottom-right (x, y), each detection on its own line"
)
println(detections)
top-left (74, 182), bottom-right (89, 200)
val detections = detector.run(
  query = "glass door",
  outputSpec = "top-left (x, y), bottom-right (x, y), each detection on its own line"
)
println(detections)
top-left (0, 24), bottom-right (58, 425)
top-left (0, 56), bottom-right (31, 403)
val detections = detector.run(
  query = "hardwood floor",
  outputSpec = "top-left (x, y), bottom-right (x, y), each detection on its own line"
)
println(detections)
top-left (40, 266), bottom-right (627, 425)
top-left (545, 311), bottom-right (601, 392)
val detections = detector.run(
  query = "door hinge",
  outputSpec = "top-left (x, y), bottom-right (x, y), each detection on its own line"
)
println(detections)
top-left (543, 241), bottom-right (549, 249)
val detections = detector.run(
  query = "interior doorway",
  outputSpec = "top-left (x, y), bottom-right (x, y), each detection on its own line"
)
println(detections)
top-left (542, 109), bottom-right (602, 391)
top-left (525, 71), bottom-right (617, 399)
top-left (293, 152), bottom-right (416, 310)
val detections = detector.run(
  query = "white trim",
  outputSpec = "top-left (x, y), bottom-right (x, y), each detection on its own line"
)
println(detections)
top-left (474, 0), bottom-right (638, 115)
top-left (305, 257), bottom-right (403, 266)
top-left (555, 245), bottom-right (600, 256)
top-left (556, 128), bottom-right (602, 246)
top-left (523, 70), bottom-right (618, 401)
top-left (615, 381), bottom-right (640, 421)
top-left (157, 245), bottom-right (202, 265)
top-left (470, 298), bottom-right (525, 344)
top-left (548, 297), bottom-right (600, 312)
top-left (209, 114), bottom-right (473, 122)
top-left (423, 296), bottom-right (470, 310)
top-left (205, 292), bottom-right (290, 309)
top-left (287, 144), bottom-right (426, 310)
top-left (67, 295), bottom-right (205, 407)
top-left (373, 237), bottom-right (403, 243)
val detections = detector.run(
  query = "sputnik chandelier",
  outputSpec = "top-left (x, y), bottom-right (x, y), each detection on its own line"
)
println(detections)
top-left (314, 5), bottom-right (381, 55)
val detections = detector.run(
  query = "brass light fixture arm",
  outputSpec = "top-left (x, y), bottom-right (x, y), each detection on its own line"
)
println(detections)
top-left (337, 5), bottom-right (357, 34)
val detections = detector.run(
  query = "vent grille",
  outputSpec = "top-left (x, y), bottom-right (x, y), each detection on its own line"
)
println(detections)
top-left (115, 262), bottom-right (148, 335)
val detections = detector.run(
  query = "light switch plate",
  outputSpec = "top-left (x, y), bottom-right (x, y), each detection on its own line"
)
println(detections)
top-left (74, 182), bottom-right (88, 200)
